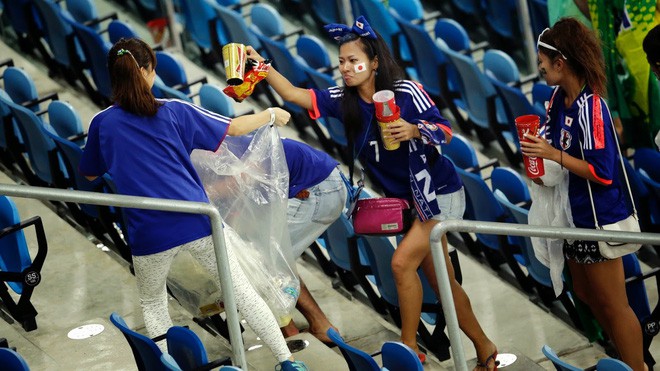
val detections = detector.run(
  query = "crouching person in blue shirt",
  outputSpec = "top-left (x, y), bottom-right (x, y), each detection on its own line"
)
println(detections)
top-left (80, 38), bottom-right (309, 371)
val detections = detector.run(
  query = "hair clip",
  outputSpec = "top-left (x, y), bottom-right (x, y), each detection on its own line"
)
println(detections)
top-left (117, 49), bottom-right (133, 57)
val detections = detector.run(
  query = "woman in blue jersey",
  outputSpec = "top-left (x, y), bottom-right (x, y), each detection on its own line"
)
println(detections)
top-left (521, 18), bottom-right (645, 370)
top-left (246, 16), bottom-right (497, 369)
top-left (79, 38), bottom-right (308, 371)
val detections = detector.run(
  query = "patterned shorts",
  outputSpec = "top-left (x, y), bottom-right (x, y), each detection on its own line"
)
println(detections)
top-left (563, 240), bottom-right (609, 264)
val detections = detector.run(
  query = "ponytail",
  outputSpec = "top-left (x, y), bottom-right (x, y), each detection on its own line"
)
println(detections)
top-left (108, 38), bottom-right (161, 116)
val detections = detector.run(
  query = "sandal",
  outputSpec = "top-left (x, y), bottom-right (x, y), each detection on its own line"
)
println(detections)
top-left (475, 352), bottom-right (499, 371)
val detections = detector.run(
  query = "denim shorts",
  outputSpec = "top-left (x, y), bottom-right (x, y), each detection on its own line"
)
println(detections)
top-left (287, 168), bottom-right (348, 257)
top-left (427, 187), bottom-right (466, 222)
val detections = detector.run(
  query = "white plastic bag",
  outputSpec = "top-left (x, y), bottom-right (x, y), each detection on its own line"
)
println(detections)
top-left (191, 125), bottom-right (299, 326)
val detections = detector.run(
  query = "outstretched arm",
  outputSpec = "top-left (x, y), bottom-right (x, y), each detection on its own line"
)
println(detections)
top-left (228, 107), bottom-right (291, 136)
top-left (246, 46), bottom-right (314, 111)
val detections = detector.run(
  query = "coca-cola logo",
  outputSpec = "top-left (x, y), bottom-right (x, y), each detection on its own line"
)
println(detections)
top-left (527, 156), bottom-right (541, 175)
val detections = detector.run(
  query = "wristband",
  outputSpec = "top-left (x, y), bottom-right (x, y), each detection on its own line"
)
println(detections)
top-left (267, 107), bottom-right (276, 126)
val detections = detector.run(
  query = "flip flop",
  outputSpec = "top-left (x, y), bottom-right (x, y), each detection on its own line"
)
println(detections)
top-left (417, 352), bottom-right (427, 364)
top-left (476, 352), bottom-right (499, 371)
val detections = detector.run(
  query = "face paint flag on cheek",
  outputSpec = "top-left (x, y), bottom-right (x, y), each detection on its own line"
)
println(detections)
top-left (354, 62), bottom-right (366, 73)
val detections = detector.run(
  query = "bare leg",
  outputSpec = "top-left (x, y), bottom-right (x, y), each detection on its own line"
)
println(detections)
top-left (420, 233), bottom-right (497, 370)
top-left (293, 279), bottom-right (337, 343)
top-left (568, 259), bottom-right (645, 371)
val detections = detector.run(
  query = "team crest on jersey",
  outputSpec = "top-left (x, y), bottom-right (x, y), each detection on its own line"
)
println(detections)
top-left (564, 116), bottom-right (573, 127)
top-left (560, 129), bottom-right (572, 150)
top-left (425, 123), bottom-right (438, 131)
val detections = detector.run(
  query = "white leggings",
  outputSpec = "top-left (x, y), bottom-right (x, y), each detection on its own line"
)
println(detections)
top-left (132, 235), bottom-right (292, 362)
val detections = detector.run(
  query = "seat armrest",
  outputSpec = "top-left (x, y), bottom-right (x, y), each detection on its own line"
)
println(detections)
top-left (67, 132), bottom-right (88, 143)
top-left (0, 59), bottom-right (14, 70)
top-left (464, 158), bottom-right (499, 175)
top-left (411, 10), bottom-right (443, 26)
top-left (21, 92), bottom-right (59, 111)
top-left (172, 77), bottom-right (208, 93)
top-left (0, 216), bottom-right (48, 276)
top-left (193, 356), bottom-right (232, 371)
top-left (83, 12), bottom-right (119, 28)
top-left (271, 28), bottom-right (305, 43)
top-left (512, 73), bottom-right (540, 88)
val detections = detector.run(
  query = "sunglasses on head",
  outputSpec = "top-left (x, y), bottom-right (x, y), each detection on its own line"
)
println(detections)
top-left (537, 28), bottom-right (568, 60)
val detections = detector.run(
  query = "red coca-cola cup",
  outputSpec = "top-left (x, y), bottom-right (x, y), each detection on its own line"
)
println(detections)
top-left (515, 114), bottom-right (545, 179)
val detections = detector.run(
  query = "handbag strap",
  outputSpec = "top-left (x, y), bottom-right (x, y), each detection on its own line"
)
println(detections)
top-left (578, 96), bottom-right (637, 229)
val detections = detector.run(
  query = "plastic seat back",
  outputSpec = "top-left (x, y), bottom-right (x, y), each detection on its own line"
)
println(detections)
top-left (442, 134), bottom-right (482, 176)
top-left (109, 312), bottom-right (163, 371)
top-left (210, 3), bottom-right (260, 50)
top-left (596, 358), bottom-right (633, 370)
top-left (152, 76), bottom-right (193, 102)
top-left (179, 0), bottom-right (224, 50)
top-left (250, 3), bottom-right (284, 39)
top-left (381, 341), bottom-right (424, 371)
top-left (434, 18), bottom-right (470, 55)
top-left (108, 19), bottom-right (138, 44)
top-left (4, 98), bottom-right (59, 185)
top-left (436, 38), bottom-right (498, 129)
top-left (483, 0), bottom-right (519, 40)
top-left (47, 100), bottom-right (84, 141)
top-left (32, 0), bottom-right (77, 66)
top-left (483, 49), bottom-right (520, 84)
top-left (456, 167), bottom-right (506, 250)
top-left (541, 345), bottom-right (582, 371)
top-left (491, 167), bottom-right (529, 205)
top-left (65, 0), bottom-right (98, 28)
top-left (166, 326), bottom-right (209, 369)
top-left (296, 35), bottom-right (332, 72)
top-left (353, 0), bottom-right (407, 61)
top-left (634, 148), bottom-right (660, 182)
top-left (326, 327), bottom-right (380, 371)
top-left (161, 353), bottom-right (182, 371)
top-left (308, 0), bottom-right (343, 25)
top-left (68, 19), bottom-right (112, 103)
top-left (155, 51), bottom-right (190, 94)
top-left (2, 67), bottom-right (40, 112)
top-left (199, 84), bottom-right (235, 117)
top-left (0, 348), bottom-right (30, 370)
top-left (389, 0), bottom-right (423, 21)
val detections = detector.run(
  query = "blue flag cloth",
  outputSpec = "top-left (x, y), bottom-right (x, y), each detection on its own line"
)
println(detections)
top-left (408, 139), bottom-right (440, 221)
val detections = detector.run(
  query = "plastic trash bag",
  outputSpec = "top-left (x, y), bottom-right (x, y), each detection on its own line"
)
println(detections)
top-left (528, 159), bottom-right (572, 297)
top-left (191, 125), bottom-right (299, 326)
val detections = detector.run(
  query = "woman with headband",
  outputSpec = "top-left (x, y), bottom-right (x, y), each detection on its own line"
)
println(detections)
top-left (522, 18), bottom-right (645, 370)
top-left (247, 16), bottom-right (498, 370)
top-left (80, 38), bottom-right (308, 371)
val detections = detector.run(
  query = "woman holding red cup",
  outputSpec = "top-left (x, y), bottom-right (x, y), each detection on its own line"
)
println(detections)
top-left (520, 18), bottom-right (645, 371)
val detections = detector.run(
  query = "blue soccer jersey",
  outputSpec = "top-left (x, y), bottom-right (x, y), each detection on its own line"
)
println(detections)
top-left (308, 80), bottom-right (461, 200)
top-left (544, 87), bottom-right (630, 228)
top-left (283, 138), bottom-right (339, 199)
top-left (80, 99), bottom-right (230, 255)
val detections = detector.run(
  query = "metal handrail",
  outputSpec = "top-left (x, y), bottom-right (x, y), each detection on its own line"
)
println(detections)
top-left (0, 183), bottom-right (249, 369)
top-left (430, 220), bottom-right (660, 371)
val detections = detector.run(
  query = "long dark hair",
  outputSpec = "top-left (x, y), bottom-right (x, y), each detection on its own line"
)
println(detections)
top-left (339, 31), bottom-right (404, 151)
top-left (108, 38), bottom-right (160, 116)
top-left (643, 24), bottom-right (660, 66)
top-left (538, 18), bottom-right (607, 97)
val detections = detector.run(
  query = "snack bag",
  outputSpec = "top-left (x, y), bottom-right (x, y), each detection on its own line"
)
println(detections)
top-left (223, 59), bottom-right (272, 102)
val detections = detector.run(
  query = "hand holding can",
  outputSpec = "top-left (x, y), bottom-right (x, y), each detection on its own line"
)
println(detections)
top-left (515, 114), bottom-right (545, 178)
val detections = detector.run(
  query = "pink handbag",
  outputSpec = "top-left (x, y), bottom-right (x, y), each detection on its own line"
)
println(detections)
top-left (352, 197), bottom-right (412, 235)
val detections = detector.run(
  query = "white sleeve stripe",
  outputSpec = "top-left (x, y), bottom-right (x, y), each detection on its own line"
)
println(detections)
top-left (159, 98), bottom-right (231, 124)
top-left (394, 81), bottom-right (431, 112)
top-left (396, 80), bottom-right (433, 110)
top-left (577, 94), bottom-right (593, 150)
top-left (88, 105), bottom-right (115, 122)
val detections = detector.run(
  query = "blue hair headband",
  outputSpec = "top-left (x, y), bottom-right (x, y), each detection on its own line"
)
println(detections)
top-left (324, 16), bottom-right (377, 41)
